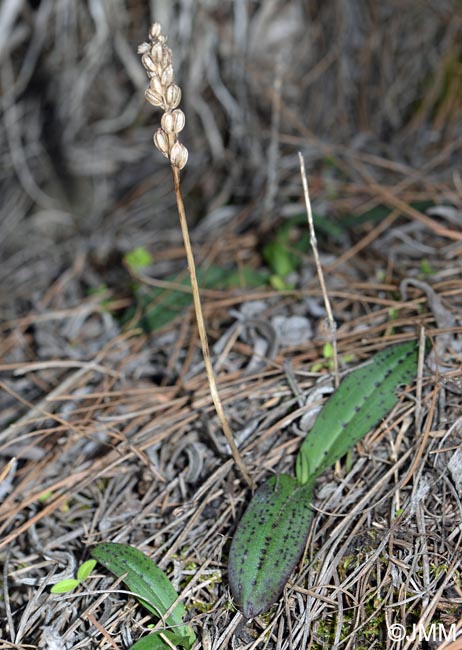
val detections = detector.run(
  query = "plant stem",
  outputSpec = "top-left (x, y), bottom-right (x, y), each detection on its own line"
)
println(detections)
top-left (298, 152), bottom-right (339, 387)
top-left (171, 166), bottom-right (253, 487)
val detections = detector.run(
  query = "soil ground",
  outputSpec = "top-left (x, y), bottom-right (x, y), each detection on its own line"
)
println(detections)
top-left (1, 2), bottom-right (461, 649)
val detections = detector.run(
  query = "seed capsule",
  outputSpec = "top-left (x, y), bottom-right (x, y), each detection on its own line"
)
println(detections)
top-left (149, 74), bottom-right (163, 96)
top-left (153, 129), bottom-right (170, 157)
top-left (160, 109), bottom-right (185, 135)
top-left (150, 42), bottom-right (164, 64)
top-left (161, 65), bottom-right (174, 88)
top-left (141, 53), bottom-right (157, 73)
top-left (145, 88), bottom-right (163, 108)
top-left (137, 42), bottom-right (150, 55)
top-left (171, 109), bottom-right (185, 133)
top-left (161, 48), bottom-right (172, 68)
top-left (161, 111), bottom-right (175, 134)
top-left (149, 23), bottom-right (162, 40)
top-left (165, 84), bottom-right (181, 110)
top-left (169, 142), bottom-right (188, 170)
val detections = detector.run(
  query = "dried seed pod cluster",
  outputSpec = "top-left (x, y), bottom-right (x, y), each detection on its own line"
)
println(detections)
top-left (138, 23), bottom-right (188, 170)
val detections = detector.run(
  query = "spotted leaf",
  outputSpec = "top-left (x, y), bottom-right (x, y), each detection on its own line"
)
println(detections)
top-left (228, 474), bottom-right (314, 619)
top-left (296, 339), bottom-right (424, 483)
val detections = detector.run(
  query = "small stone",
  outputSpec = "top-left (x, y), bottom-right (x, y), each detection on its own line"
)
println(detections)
top-left (271, 315), bottom-right (313, 346)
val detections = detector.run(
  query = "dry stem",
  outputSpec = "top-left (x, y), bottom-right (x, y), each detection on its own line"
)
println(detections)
top-left (171, 166), bottom-right (253, 487)
top-left (298, 152), bottom-right (339, 387)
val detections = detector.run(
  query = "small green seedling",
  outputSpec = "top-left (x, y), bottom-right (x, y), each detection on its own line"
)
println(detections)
top-left (263, 221), bottom-right (306, 290)
top-left (420, 258), bottom-right (435, 276)
top-left (124, 246), bottom-right (154, 272)
top-left (50, 559), bottom-right (97, 594)
top-left (311, 342), bottom-right (355, 372)
top-left (92, 543), bottom-right (196, 650)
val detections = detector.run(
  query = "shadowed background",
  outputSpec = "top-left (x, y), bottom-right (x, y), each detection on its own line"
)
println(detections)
top-left (1, 0), bottom-right (461, 315)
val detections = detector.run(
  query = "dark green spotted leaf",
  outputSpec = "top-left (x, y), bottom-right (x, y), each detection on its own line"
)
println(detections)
top-left (296, 339), bottom-right (424, 483)
top-left (228, 474), bottom-right (314, 619)
top-left (91, 543), bottom-right (195, 649)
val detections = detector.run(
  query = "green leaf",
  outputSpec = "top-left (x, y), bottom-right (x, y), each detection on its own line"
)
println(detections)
top-left (38, 490), bottom-right (53, 502)
top-left (262, 214), bottom-right (343, 278)
top-left (50, 579), bottom-right (80, 594)
top-left (289, 212), bottom-right (345, 240)
top-left (224, 266), bottom-right (270, 289)
top-left (296, 339), bottom-right (424, 483)
top-left (131, 633), bottom-right (170, 650)
top-left (228, 474), bottom-right (314, 619)
top-left (127, 265), bottom-right (229, 332)
top-left (128, 264), bottom-right (269, 332)
top-left (91, 543), bottom-right (195, 646)
top-left (131, 630), bottom-right (193, 650)
top-left (124, 247), bottom-right (154, 271)
top-left (269, 274), bottom-right (292, 291)
top-left (420, 258), bottom-right (436, 276)
top-left (263, 240), bottom-right (297, 276)
top-left (77, 559), bottom-right (97, 581)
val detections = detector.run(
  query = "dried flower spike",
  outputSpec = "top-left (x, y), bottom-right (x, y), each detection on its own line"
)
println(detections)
top-left (138, 24), bottom-right (252, 486)
top-left (138, 23), bottom-right (188, 170)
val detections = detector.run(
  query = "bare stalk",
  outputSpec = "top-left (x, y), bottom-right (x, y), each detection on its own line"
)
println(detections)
top-left (298, 152), bottom-right (339, 387)
top-left (171, 167), bottom-right (253, 486)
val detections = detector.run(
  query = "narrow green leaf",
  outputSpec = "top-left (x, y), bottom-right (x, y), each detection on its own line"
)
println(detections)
top-left (92, 543), bottom-right (196, 645)
top-left (263, 240), bottom-right (297, 276)
top-left (296, 339), bottom-right (424, 483)
top-left (50, 579), bottom-right (80, 594)
top-left (228, 474), bottom-right (314, 619)
top-left (77, 559), bottom-right (97, 581)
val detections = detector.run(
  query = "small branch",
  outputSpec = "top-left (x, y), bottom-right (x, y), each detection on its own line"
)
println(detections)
top-left (172, 166), bottom-right (253, 487)
top-left (298, 152), bottom-right (339, 387)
